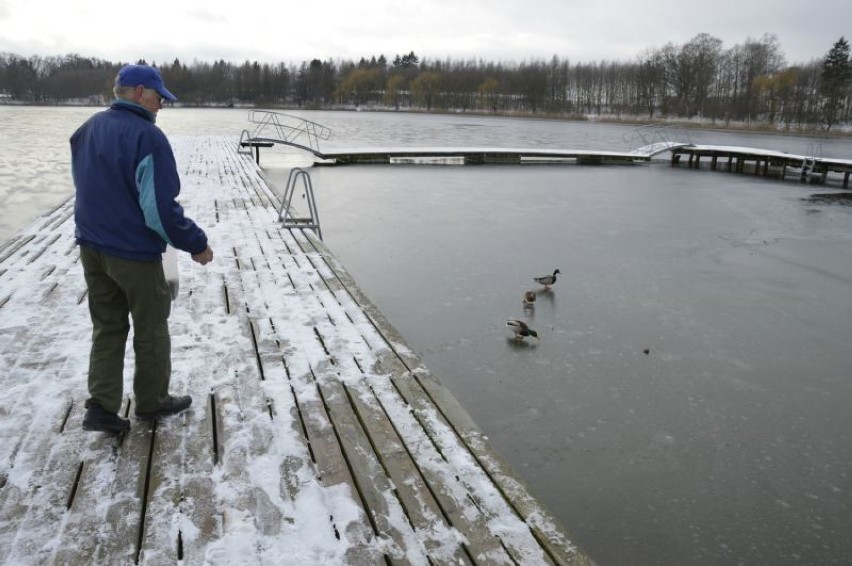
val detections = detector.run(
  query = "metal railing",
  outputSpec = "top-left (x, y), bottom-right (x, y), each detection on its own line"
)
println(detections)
top-left (277, 168), bottom-right (322, 240)
top-left (624, 123), bottom-right (693, 156)
top-left (237, 129), bottom-right (253, 155)
top-left (248, 110), bottom-right (332, 154)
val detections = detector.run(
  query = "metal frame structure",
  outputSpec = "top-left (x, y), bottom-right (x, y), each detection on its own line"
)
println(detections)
top-left (248, 110), bottom-right (332, 154)
top-left (277, 168), bottom-right (322, 240)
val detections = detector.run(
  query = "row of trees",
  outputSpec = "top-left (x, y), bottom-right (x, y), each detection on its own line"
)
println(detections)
top-left (2, 35), bottom-right (851, 130)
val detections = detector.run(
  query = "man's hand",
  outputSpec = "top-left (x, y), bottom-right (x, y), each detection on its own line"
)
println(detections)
top-left (192, 245), bottom-right (213, 265)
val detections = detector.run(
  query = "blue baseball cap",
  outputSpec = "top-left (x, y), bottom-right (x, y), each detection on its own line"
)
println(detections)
top-left (117, 64), bottom-right (177, 102)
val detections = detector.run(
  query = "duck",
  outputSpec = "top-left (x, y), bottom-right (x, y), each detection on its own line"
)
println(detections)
top-left (522, 291), bottom-right (537, 306)
top-left (506, 318), bottom-right (539, 341)
top-left (533, 269), bottom-right (560, 290)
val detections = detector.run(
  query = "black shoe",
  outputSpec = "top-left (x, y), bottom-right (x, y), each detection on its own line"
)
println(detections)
top-left (135, 395), bottom-right (192, 420)
top-left (83, 403), bottom-right (131, 433)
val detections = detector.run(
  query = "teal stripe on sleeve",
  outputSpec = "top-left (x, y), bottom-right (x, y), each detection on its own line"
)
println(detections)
top-left (136, 154), bottom-right (172, 244)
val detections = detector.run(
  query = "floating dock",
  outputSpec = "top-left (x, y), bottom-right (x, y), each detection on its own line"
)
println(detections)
top-left (312, 147), bottom-right (650, 165)
top-left (238, 110), bottom-right (662, 166)
top-left (241, 141), bottom-right (653, 166)
top-left (240, 112), bottom-right (852, 189)
top-left (670, 144), bottom-right (852, 187)
top-left (0, 136), bottom-right (594, 565)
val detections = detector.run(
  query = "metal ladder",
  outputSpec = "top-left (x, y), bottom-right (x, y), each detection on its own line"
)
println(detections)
top-left (277, 168), bottom-right (322, 240)
top-left (801, 143), bottom-right (824, 183)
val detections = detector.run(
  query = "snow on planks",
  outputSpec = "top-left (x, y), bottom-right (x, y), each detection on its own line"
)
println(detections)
top-left (0, 135), bottom-right (593, 565)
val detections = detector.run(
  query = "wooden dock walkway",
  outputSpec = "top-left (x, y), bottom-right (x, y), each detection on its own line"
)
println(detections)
top-left (0, 136), bottom-right (594, 565)
top-left (312, 147), bottom-right (649, 166)
top-left (239, 110), bottom-right (652, 167)
top-left (240, 140), bottom-right (652, 166)
top-left (670, 144), bottom-right (852, 187)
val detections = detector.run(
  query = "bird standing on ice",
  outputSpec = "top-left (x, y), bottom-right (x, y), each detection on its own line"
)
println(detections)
top-left (533, 269), bottom-right (560, 290)
top-left (506, 318), bottom-right (539, 341)
top-left (522, 291), bottom-right (537, 307)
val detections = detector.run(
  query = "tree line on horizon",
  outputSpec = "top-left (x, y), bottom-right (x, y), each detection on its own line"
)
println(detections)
top-left (1, 33), bottom-right (850, 131)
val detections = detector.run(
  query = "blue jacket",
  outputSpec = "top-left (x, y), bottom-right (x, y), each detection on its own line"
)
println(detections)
top-left (71, 100), bottom-right (207, 261)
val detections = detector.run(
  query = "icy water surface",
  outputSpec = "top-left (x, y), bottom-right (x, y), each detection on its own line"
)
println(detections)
top-left (2, 106), bottom-right (852, 565)
top-left (295, 163), bottom-right (852, 566)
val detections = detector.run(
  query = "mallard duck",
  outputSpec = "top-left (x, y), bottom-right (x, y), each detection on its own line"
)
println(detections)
top-left (506, 318), bottom-right (539, 341)
top-left (522, 291), bottom-right (537, 306)
top-left (534, 269), bottom-right (560, 290)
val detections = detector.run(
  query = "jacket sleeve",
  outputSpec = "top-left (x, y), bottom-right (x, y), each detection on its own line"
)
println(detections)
top-left (135, 135), bottom-right (208, 255)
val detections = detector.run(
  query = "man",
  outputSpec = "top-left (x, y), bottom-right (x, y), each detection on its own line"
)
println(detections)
top-left (71, 64), bottom-right (214, 433)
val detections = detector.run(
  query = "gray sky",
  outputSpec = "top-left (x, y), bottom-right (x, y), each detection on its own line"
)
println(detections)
top-left (1, 0), bottom-right (848, 65)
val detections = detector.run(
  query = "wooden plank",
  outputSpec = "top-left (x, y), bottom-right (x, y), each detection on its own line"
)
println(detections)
top-left (287, 363), bottom-right (383, 564)
top-left (163, 223), bottom-right (228, 565)
top-left (199, 261), bottom-right (290, 554)
top-left (343, 379), bottom-right (477, 565)
top-left (0, 399), bottom-right (87, 564)
top-left (137, 415), bottom-right (185, 564)
top-left (0, 234), bottom-right (35, 265)
top-left (92, 403), bottom-right (153, 564)
top-left (50, 400), bottom-right (133, 565)
top-left (312, 363), bottom-right (420, 565)
top-left (354, 364), bottom-right (527, 565)
top-left (226, 241), bottom-right (382, 564)
top-left (282, 231), bottom-right (522, 564)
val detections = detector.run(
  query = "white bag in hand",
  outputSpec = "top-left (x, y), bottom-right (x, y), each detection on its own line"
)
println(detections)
top-left (163, 245), bottom-right (180, 301)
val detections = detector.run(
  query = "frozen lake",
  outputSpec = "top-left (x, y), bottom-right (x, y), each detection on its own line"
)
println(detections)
top-left (2, 106), bottom-right (852, 565)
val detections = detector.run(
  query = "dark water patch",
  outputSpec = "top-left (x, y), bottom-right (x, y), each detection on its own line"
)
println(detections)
top-left (802, 191), bottom-right (852, 205)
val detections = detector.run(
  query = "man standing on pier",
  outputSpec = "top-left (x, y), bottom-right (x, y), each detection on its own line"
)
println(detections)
top-left (70, 64), bottom-right (214, 433)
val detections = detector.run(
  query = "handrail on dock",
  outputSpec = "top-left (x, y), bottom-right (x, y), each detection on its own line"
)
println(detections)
top-left (623, 123), bottom-right (692, 150)
top-left (238, 129), bottom-right (274, 164)
top-left (248, 110), bottom-right (332, 153)
top-left (277, 167), bottom-right (322, 240)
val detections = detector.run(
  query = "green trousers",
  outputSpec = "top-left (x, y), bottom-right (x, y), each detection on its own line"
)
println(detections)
top-left (80, 246), bottom-right (172, 414)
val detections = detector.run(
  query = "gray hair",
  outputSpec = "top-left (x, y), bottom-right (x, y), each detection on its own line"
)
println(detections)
top-left (113, 76), bottom-right (135, 99)
top-left (112, 75), bottom-right (136, 100)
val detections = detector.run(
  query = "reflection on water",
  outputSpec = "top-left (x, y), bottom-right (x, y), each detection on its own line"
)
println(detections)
top-left (3, 106), bottom-right (852, 565)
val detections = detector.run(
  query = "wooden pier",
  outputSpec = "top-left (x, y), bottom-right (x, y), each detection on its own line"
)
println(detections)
top-left (240, 139), bottom-right (651, 166)
top-left (240, 111), bottom-right (650, 167)
top-left (670, 144), bottom-right (852, 187)
top-left (0, 136), bottom-right (594, 565)
top-left (312, 147), bottom-right (649, 166)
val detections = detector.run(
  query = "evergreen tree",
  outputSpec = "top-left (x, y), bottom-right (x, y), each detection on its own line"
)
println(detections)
top-left (820, 36), bottom-right (852, 131)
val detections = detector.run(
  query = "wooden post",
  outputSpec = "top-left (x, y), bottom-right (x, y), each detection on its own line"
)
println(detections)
top-left (727, 156), bottom-right (733, 172)
top-left (844, 171), bottom-right (850, 188)
top-left (711, 155), bottom-right (718, 170)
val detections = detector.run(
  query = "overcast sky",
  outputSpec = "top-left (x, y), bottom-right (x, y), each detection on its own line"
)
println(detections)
top-left (1, 0), bottom-right (848, 66)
